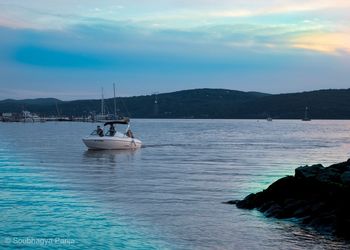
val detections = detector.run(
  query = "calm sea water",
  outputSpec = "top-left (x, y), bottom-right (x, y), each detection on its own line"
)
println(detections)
top-left (1, 119), bottom-right (350, 249)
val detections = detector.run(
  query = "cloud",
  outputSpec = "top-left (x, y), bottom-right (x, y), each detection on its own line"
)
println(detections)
top-left (207, 1), bottom-right (350, 18)
top-left (0, 1), bottom-right (348, 56)
top-left (0, 0), bottom-right (349, 30)
top-left (0, 1), bottom-right (350, 99)
top-left (292, 32), bottom-right (350, 54)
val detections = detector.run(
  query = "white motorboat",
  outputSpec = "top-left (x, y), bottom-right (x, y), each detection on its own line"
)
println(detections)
top-left (82, 118), bottom-right (142, 150)
top-left (22, 111), bottom-right (43, 122)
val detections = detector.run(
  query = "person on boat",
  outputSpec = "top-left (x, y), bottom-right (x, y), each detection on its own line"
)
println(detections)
top-left (126, 129), bottom-right (134, 138)
top-left (96, 125), bottom-right (104, 137)
top-left (109, 124), bottom-right (116, 136)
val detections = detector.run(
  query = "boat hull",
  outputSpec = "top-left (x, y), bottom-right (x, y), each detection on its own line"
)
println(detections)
top-left (82, 136), bottom-right (142, 150)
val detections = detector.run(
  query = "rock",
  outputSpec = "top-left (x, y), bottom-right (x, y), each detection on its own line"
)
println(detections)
top-left (258, 201), bottom-right (276, 213)
top-left (340, 171), bottom-right (350, 186)
top-left (236, 193), bottom-right (262, 209)
top-left (226, 160), bottom-right (350, 239)
top-left (316, 167), bottom-right (342, 183)
top-left (222, 200), bottom-right (240, 205)
top-left (293, 204), bottom-right (312, 218)
top-left (279, 199), bottom-right (306, 218)
top-left (309, 215), bottom-right (336, 233)
top-left (264, 204), bottom-right (283, 218)
top-left (295, 164), bottom-right (324, 179)
top-left (328, 160), bottom-right (350, 173)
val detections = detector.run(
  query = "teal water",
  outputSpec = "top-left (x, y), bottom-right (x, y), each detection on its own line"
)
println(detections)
top-left (1, 120), bottom-right (350, 249)
top-left (0, 136), bottom-right (170, 249)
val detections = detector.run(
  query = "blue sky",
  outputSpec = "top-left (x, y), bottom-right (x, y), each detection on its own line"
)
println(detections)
top-left (0, 0), bottom-right (349, 100)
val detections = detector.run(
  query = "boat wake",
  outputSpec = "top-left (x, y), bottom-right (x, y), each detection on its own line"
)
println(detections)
top-left (142, 143), bottom-right (193, 148)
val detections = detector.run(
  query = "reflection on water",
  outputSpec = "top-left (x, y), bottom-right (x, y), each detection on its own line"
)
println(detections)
top-left (1, 120), bottom-right (350, 249)
top-left (83, 149), bottom-right (137, 165)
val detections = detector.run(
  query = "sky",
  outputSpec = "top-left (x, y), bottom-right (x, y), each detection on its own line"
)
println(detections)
top-left (0, 0), bottom-right (349, 100)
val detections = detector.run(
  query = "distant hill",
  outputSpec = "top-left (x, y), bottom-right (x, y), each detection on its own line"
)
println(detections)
top-left (1, 88), bottom-right (350, 119)
top-left (0, 98), bottom-right (61, 105)
top-left (243, 89), bottom-right (350, 119)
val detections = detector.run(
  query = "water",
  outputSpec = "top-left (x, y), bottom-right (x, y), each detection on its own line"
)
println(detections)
top-left (1, 119), bottom-right (350, 249)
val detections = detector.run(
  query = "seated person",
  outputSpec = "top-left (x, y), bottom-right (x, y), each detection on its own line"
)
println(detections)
top-left (96, 125), bottom-right (104, 137)
top-left (126, 129), bottom-right (134, 138)
top-left (109, 124), bottom-right (116, 136)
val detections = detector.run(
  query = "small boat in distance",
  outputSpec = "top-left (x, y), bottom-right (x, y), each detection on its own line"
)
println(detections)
top-left (22, 111), bottom-right (43, 122)
top-left (83, 84), bottom-right (142, 150)
top-left (266, 117), bottom-right (273, 121)
top-left (302, 107), bottom-right (311, 121)
top-left (82, 118), bottom-right (142, 150)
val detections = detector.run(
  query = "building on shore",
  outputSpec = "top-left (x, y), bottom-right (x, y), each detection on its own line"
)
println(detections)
top-left (0, 111), bottom-right (45, 122)
top-left (1, 113), bottom-right (20, 122)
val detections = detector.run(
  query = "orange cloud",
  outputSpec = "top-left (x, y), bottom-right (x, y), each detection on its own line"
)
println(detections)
top-left (292, 32), bottom-right (350, 54)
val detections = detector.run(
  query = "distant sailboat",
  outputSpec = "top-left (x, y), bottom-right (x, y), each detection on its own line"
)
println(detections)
top-left (153, 92), bottom-right (159, 116)
top-left (302, 107), bottom-right (311, 121)
top-left (95, 87), bottom-right (110, 122)
top-left (113, 83), bottom-right (117, 119)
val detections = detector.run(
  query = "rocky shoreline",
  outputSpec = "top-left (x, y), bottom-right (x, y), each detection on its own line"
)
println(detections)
top-left (227, 160), bottom-right (350, 239)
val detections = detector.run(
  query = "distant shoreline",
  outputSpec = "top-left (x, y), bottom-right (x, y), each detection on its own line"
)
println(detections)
top-left (3, 118), bottom-right (350, 123)
top-left (2, 88), bottom-right (350, 120)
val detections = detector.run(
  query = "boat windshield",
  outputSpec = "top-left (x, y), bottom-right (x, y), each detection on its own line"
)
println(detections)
top-left (90, 129), bottom-right (99, 135)
top-left (103, 124), bottom-right (117, 136)
top-left (90, 129), bottom-right (105, 136)
top-left (105, 130), bottom-right (115, 136)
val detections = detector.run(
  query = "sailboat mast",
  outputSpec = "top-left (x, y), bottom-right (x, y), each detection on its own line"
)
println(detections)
top-left (305, 107), bottom-right (308, 120)
top-left (113, 83), bottom-right (117, 119)
top-left (101, 87), bottom-right (104, 116)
